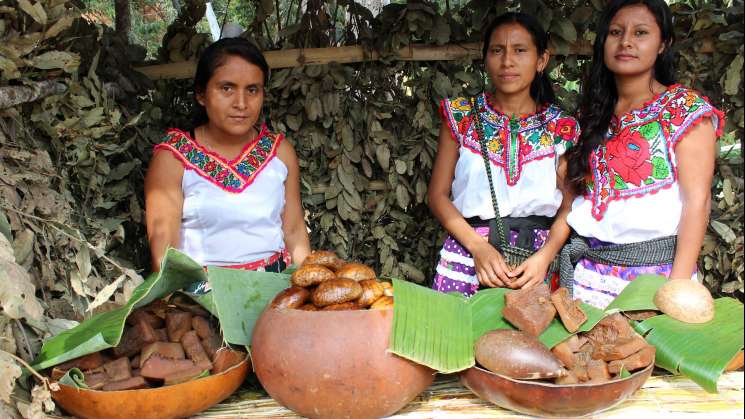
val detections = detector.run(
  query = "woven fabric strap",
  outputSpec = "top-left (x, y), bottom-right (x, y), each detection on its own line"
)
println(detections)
top-left (559, 234), bottom-right (678, 295)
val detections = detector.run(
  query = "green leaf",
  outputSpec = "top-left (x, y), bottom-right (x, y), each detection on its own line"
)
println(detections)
top-left (551, 19), bottom-right (577, 43)
top-left (614, 174), bottom-right (628, 190)
top-left (32, 249), bottom-right (205, 370)
top-left (606, 275), bottom-right (666, 312)
top-left (723, 54), bottom-right (743, 96)
top-left (538, 302), bottom-right (606, 349)
top-left (652, 156), bottom-right (670, 179)
top-left (18, 0), bottom-right (47, 25)
top-left (31, 51), bottom-right (79, 73)
top-left (206, 267), bottom-right (290, 346)
top-left (389, 279), bottom-right (474, 373)
top-left (634, 298), bottom-right (744, 393)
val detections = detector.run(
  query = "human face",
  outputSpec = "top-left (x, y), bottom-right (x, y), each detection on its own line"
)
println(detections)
top-left (603, 4), bottom-right (665, 78)
top-left (196, 54), bottom-right (265, 139)
top-left (484, 23), bottom-right (548, 99)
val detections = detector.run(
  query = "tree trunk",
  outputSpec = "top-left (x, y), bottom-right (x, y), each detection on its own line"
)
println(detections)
top-left (114, 0), bottom-right (131, 42)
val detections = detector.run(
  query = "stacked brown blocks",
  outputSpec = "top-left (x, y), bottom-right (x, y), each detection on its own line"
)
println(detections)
top-left (270, 250), bottom-right (394, 311)
top-left (481, 287), bottom-right (656, 384)
top-left (47, 301), bottom-right (246, 391)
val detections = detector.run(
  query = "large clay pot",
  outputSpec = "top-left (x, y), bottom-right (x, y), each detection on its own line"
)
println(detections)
top-left (251, 307), bottom-right (435, 419)
top-left (461, 363), bottom-right (654, 417)
top-left (51, 355), bottom-right (250, 419)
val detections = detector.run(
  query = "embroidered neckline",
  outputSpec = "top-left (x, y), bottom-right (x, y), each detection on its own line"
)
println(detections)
top-left (183, 125), bottom-right (269, 165)
top-left (155, 124), bottom-right (283, 193)
top-left (612, 83), bottom-right (682, 125)
top-left (482, 92), bottom-right (550, 125)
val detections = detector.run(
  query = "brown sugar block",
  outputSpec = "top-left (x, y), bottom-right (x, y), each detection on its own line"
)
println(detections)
top-left (592, 335), bottom-right (649, 361)
top-left (585, 313), bottom-right (635, 346)
top-left (564, 334), bottom-right (588, 353)
top-left (113, 321), bottom-right (158, 357)
top-left (555, 369), bottom-right (579, 385)
top-left (299, 304), bottom-right (319, 311)
top-left (322, 301), bottom-right (360, 311)
top-left (357, 280), bottom-right (384, 307)
top-left (311, 278), bottom-right (363, 307)
top-left (587, 359), bottom-right (611, 383)
top-left (154, 328), bottom-right (168, 342)
top-left (291, 264), bottom-right (336, 287)
top-left (302, 250), bottom-right (345, 271)
top-left (550, 288), bottom-right (587, 333)
top-left (551, 340), bottom-right (575, 369)
top-left (608, 345), bottom-right (656, 374)
top-left (502, 283), bottom-right (557, 337)
top-left (103, 376), bottom-right (149, 391)
top-left (211, 349), bottom-right (246, 375)
top-left (370, 295), bottom-right (394, 310)
top-left (127, 309), bottom-right (164, 329)
top-left (163, 365), bottom-right (208, 386)
top-left (335, 263), bottom-right (377, 282)
top-left (192, 316), bottom-right (215, 339)
top-left (102, 357), bottom-right (132, 382)
top-left (270, 286), bottom-right (311, 309)
top-left (140, 342), bottom-right (185, 368)
top-left (130, 355), bottom-right (140, 369)
top-left (140, 356), bottom-right (196, 380)
top-left (57, 352), bottom-right (106, 371)
top-left (624, 310), bottom-right (661, 321)
top-left (201, 334), bottom-right (223, 361)
top-left (166, 310), bottom-right (192, 343)
top-left (181, 331), bottom-right (213, 370)
top-left (572, 364), bottom-right (590, 382)
top-left (83, 370), bottom-right (109, 390)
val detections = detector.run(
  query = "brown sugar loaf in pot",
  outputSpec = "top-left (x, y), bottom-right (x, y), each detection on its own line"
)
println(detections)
top-left (311, 278), bottom-right (363, 307)
top-left (291, 264), bottom-right (336, 287)
top-left (357, 280), bottom-right (384, 308)
top-left (302, 250), bottom-right (345, 271)
top-left (336, 263), bottom-right (376, 282)
top-left (270, 286), bottom-right (310, 309)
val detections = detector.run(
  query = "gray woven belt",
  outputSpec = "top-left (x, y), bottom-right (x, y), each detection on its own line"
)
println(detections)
top-left (559, 233), bottom-right (677, 296)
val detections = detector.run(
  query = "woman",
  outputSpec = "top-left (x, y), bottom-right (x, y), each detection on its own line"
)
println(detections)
top-left (429, 13), bottom-right (579, 297)
top-left (563, 0), bottom-right (724, 309)
top-left (145, 38), bottom-right (310, 273)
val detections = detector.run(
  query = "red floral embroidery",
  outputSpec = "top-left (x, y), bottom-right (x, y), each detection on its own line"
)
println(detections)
top-left (555, 117), bottom-right (577, 141)
top-left (216, 169), bottom-right (229, 182)
top-left (204, 161), bottom-right (217, 173)
top-left (179, 143), bottom-right (193, 153)
top-left (457, 114), bottom-right (472, 137)
top-left (606, 128), bottom-right (652, 186)
top-left (248, 155), bottom-right (260, 167)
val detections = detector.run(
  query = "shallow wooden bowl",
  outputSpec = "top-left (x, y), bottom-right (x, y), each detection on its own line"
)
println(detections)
top-left (461, 362), bottom-right (654, 417)
top-left (51, 355), bottom-right (250, 419)
top-left (251, 307), bottom-right (435, 419)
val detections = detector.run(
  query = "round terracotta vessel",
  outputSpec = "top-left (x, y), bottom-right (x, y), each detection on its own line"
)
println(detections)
top-left (51, 355), bottom-right (250, 419)
top-left (461, 362), bottom-right (654, 417)
top-left (251, 307), bottom-right (435, 419)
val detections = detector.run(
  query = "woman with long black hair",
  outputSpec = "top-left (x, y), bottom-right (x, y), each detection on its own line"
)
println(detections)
top-left (429, 12), bottom-right (579, 297)
top-left (563, 0), bottom-right (724, 308)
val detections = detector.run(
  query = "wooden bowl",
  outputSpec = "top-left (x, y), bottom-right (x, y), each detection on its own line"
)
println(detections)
top-left (461, 363), bottom-right (653, 417)
top-left (251, 307), bottom-right (435, 419)
top-left (51, 355), bottom-right (250, 419)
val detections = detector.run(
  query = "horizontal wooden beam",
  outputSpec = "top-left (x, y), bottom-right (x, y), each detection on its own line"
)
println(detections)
top-left (134, 37), bottom-right (714, 81)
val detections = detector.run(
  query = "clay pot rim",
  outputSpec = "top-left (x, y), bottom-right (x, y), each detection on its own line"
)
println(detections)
top-left (52, 353), bottom-right (249, 394)
top-left (468, 360), bottom-right (654, 389)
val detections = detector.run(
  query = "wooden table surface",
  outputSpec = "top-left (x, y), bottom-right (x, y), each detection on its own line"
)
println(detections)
top-left (195, 371), bottom-right (744, 418)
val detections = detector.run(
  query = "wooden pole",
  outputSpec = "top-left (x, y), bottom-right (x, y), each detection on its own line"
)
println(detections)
top-left (134, 37), bottom-right (715, 81)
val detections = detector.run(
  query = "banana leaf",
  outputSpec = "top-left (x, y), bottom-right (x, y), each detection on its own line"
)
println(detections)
top-left (606, 274), bottom-right (667, 311)
top-left (32, 248), bottom-right (206, 370)
top-left (206, 266), bottom-right (290, 346)
top-left (633, 298), bottom-right (744, 393)
top-left (389, 280), bottom-right (607, 373)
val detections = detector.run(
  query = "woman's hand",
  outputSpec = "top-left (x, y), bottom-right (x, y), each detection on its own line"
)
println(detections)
top-left (470, 240), bottom-right (511, 288)
top-left (507, 248), bottom-right (553, 289)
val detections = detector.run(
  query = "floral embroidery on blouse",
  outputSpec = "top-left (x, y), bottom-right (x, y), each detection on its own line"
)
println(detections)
top-left (154, 124), bottom-right (283, 193)
top-left (586, 84), bottom-right (725, 220)
top-left (440, 93), bottom-right (579, 186)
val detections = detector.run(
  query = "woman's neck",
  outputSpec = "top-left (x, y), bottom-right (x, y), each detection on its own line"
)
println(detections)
top-left (488, 90), bottom-right (537, 117)
top-left (200, 124), bottom-right (257, 148)
top-left (614, 73), bottom-right (666, 116)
